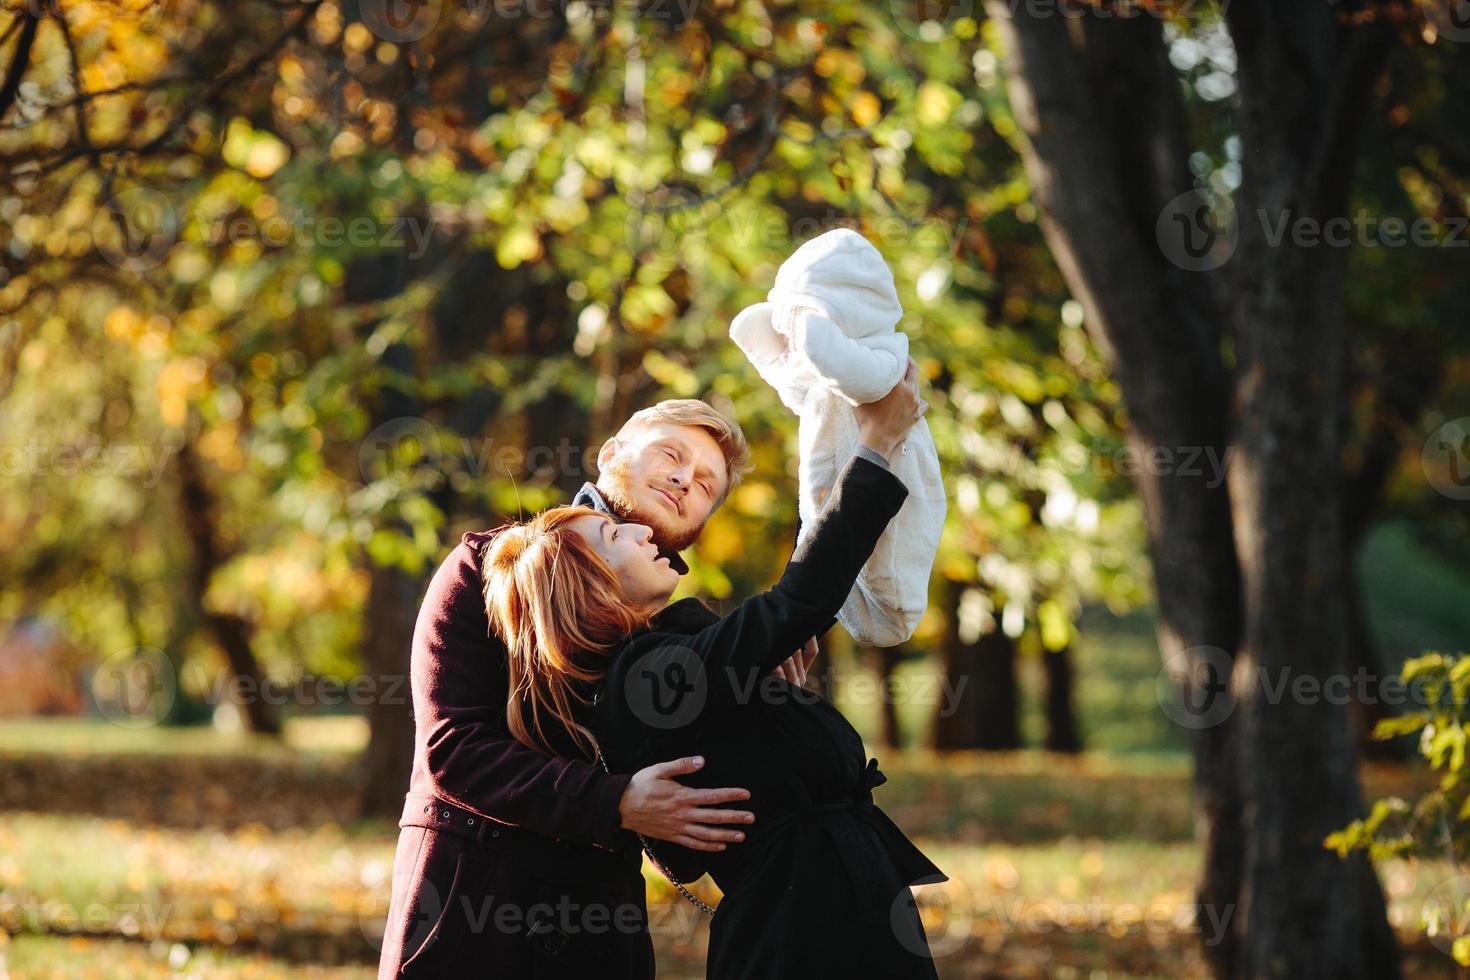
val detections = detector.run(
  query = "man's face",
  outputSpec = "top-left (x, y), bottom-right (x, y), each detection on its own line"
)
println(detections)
top-left (596, 422), bottom-right (728, 554)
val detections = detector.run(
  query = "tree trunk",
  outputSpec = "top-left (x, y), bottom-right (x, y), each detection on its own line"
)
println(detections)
top-left (984, 2), bottom-right (1398, 975)
top-left (982, 4), bottom-right (1247, 970)
top-left (1042, 645), bottom-right (1081, 753)
top-left (1223, 4), bottom-right (1398, 975)
top-left (972, 631), bottom-right (1021, 750)
top-left (349, 251), bottom-right (424, 819)
top-left (932, 579), bottom-right (976, 750)
top-left (175, 435), bottom-right (281, 735)
top-left (933, 579), bottom-right (1021, 750)
top-left (873, 646), bottom-right (902, 750)
top-left (359, 542), bottom-right (426, 818)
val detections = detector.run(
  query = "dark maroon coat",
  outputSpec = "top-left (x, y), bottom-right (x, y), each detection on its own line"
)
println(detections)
top-left (377, 481), bottom-right (684, 978)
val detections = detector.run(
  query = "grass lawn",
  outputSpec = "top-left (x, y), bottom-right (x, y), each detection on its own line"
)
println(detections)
top-left (0, 715), bottom-right (369, 759)
top-left (2, 811), bottom-right (1460, 978)
top-left (3, 934), bottom-right (377, 979)
top-left (0, 744), bottom-right (1460, 978)
top-left (3, 575), bottom-right (1467, 978)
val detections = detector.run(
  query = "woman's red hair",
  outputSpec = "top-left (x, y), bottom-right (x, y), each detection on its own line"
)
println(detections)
top-left (481, 505), bottom-right (654, 759)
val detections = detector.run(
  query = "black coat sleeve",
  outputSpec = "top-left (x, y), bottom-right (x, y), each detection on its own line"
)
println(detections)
top-left (611, 453), bottom-right (908, 723)
top-left (792, 512), bottom-right (840, 641)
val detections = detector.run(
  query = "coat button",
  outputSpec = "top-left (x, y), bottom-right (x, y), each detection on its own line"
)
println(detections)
top-left (491, 830), bottom-right (500, 838)
top-left (467, 817), bottom-right (475, 825)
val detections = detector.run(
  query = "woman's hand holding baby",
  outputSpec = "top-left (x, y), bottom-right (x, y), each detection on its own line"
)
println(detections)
top-left (855, 358), bottom-right (927, 461)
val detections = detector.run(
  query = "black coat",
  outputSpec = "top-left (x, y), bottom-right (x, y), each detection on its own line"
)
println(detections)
top-left (590, 453), bottom-right (947, 979)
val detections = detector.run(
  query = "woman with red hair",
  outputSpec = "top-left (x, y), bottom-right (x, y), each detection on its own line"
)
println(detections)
top-left (481, 378), bottom-right (945, 979)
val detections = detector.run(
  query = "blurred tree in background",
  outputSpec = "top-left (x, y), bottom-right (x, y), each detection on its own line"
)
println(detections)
top-left (2, 1), bottom-right (1469, 976)
top-left (0, 0), bottom-right (1151, 798)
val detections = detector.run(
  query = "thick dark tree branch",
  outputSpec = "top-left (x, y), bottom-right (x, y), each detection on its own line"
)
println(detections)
top-left (176, 431), bottom-right (282, 736)
top-left (0, 12), bottom-right (23, 49)
top-left (0, 78), bottom-right (206, 132)
top-left (53, 9), bottom-right (100, 178)
top-left (0, 5), bottom-right (314, 185)
top-left (0, 11), bottom-right (40, 124)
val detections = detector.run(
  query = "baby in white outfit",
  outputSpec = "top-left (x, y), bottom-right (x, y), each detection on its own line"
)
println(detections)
top-left (731, 229), bottom-right (946, 647)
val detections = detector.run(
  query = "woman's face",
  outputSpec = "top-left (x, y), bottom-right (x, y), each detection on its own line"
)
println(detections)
top-left (570, 514), bottom-right (680, 612)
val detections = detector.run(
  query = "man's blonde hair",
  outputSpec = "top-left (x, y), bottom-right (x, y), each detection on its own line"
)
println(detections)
top-left (616, 399), bottom-right (752, 508)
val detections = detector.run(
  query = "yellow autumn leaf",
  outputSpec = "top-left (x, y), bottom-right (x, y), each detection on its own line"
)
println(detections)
top-left (245, 137), bottom-right (290, 179)
top-left (917, 81), bottom-right (960, 127)
top-left (105, 306), bottom-right (143, 342)
top-left (496, 224), bottom-right (542, 268)
top-left (851, 91), bottom-right (882, 127)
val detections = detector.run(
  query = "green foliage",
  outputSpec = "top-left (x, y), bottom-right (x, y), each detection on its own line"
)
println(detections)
top-left (1326, 651), bottom-right (1470, 964)
top-left (0, 0), bottom-right (1161, 699)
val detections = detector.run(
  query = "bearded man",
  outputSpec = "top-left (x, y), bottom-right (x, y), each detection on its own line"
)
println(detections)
top-left (378, 400), bottom-right (822, 978)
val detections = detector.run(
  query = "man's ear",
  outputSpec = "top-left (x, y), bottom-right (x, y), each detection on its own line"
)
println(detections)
top-left (596, 436), bottom-right (620, 471)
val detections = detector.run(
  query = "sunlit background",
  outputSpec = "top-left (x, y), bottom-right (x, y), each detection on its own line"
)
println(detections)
top-left (1, 0), bottom-right (1469, 976)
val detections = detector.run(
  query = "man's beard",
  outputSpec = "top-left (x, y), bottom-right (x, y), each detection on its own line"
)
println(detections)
top-left (599, 456), bottom-right (704, 553)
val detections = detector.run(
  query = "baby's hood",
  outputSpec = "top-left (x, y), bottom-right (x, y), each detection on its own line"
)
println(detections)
top-left (771, 228), bottom-right (903, 339)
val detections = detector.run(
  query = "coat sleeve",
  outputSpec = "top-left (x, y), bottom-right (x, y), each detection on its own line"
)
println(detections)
top-left (410, 532), bottom-right (634, 850)
top-left (619, 453), bottom-right (908, 717)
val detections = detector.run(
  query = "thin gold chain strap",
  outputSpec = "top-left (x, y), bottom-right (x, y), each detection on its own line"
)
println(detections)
top-left (596, 751), bottom-right (717, 917)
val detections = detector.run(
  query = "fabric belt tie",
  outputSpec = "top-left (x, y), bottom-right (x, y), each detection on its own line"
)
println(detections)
top-left (727, 756), bottom-right (939, 890)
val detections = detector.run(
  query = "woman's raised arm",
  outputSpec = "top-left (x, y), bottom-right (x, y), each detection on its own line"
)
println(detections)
top-left (612, 451), bottom-right (909, 726)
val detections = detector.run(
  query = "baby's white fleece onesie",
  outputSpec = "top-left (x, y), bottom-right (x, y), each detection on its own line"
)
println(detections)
top-left (730, 228), bottom-right (946, 647)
